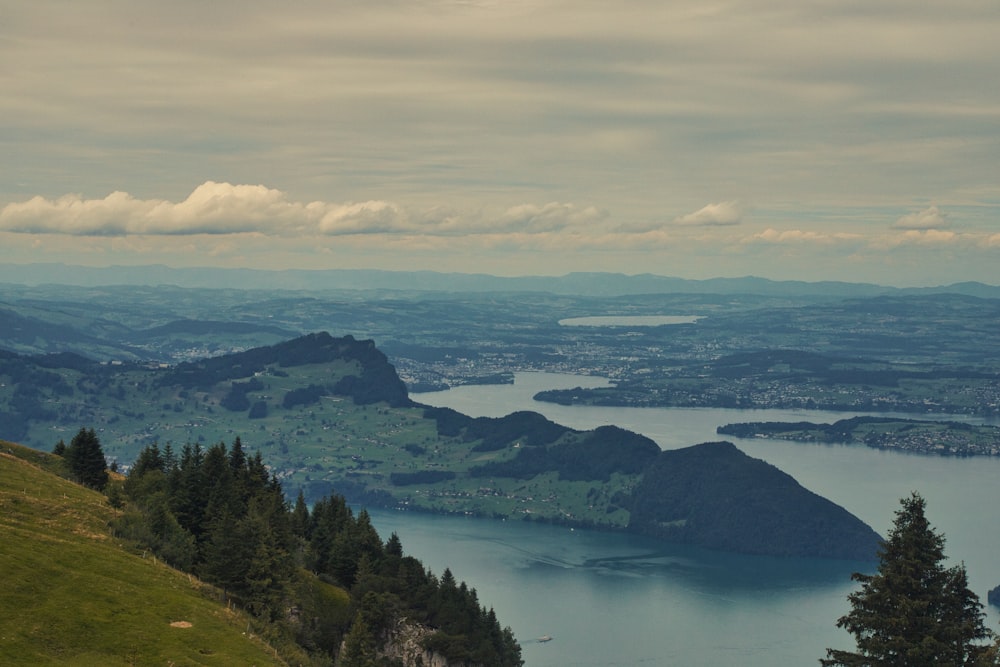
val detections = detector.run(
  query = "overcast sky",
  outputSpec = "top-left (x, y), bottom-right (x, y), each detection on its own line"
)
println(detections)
top-left (2, 0), bottom-right (998, 286)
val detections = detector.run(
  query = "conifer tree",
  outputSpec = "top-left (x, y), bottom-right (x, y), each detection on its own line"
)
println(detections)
top-left (63, 427), bottom-right (109, 490)
top-left (339, 614), bottom-right (378, 667)
top-left (290, 489), bottom-right (311, 540)
top-left (823, 493), bottom-right (993, 666)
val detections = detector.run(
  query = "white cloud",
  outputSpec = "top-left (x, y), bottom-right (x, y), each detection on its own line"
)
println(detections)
top-left (674, 202), bottom-right (743, 226)
top-left (316, 201), bottom-right (410, 235)
top-left (892, 206), bottom-right (949, 230)
top-left (495, 203), bottom-right (608, 233)
top-left (0, 183), bottom-right (413, 237)
top-left (0, 182), bottom-right (607, 239)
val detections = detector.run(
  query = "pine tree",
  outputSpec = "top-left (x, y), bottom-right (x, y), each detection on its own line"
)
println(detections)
top-left (290, 489), bottom-right (311, 540)
top-left (339, 614), bottom-right (378, 667)
top-left (822, 493), bottom-right (994, 666)
top-left (64, 427), bottom-right (109, 490)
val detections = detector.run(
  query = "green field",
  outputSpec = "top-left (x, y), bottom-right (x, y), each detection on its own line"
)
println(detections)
top-left (0, 440), bottom-right (287, 666)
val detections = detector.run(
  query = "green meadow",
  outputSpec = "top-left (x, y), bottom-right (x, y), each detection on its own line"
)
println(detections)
top-left (0, 440), bottom-right (287, 666)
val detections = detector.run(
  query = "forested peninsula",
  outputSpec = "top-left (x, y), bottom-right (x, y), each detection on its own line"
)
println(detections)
top-left (0, 333), bottom-right (880, 560)
top-left (717, 416), bottom-right (1000, 457)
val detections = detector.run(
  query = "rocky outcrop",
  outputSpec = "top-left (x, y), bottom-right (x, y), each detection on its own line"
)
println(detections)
top-left (377, 619), bottom-right (455, 667)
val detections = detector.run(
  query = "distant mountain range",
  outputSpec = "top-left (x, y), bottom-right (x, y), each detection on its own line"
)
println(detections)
top-left (2, 262), bottom-right (998, 298)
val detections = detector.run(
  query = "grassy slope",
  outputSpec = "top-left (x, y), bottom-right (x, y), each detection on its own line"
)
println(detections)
top-left (0, 440), bottom-right (286, 667)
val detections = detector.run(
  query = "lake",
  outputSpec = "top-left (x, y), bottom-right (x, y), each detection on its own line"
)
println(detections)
top-left (558, 315), bottom-right (702, 327)
top-left (367, 372), bottom-right (1000, 666)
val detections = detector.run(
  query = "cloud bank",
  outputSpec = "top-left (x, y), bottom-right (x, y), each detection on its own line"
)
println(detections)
top-left (0, 182), bottom-right (607, 238)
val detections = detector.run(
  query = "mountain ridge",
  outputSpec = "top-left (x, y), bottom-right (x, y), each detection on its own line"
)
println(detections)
top-left (0, 332), bottom-right (881, 560)
top-left (2, 262), bottom-right (997, 297)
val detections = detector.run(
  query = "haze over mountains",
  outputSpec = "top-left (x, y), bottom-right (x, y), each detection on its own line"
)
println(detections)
top-left (2, 263), bottom-right (998, 298)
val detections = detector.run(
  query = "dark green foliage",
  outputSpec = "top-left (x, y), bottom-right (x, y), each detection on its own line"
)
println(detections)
top-left (628, 442), bottom-right (882, 559)
top-left (338, 613), bottom-right (378, 667)
top-left (471, 425), bottom-right (660, 482)
top-left (283, 384), bottom-right (328, 409)
top-left (822, 493), bottom-right (994, 666)
top-left (422, 406), bottom-right (471, 437)
top-left (220, 379), bottom-right (263, 412)
top-left (62, 427), bottom-right (109, 490)
top-left (117, 434), bottom-right (521, 666)
top-left (423, 407), bottom-right (572, 451)
top-left (291, 490), bottom-right (310, 539)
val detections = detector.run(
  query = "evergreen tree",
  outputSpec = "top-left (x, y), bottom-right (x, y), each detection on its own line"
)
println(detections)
top-left (200, 507), bottom-right (252, 597)
top-left (823, 493), bottom-right (993, 666)
top-left (63, 427), bottom-right (109, 490)
top-left (290, 489), bottom-right (311, 540)
top-left (128, 443), bottom-right (164, 479)
top-left (170, 443), bottom-right (206, 539)
top-left (384, 532), bottom-right (403, 558)
top-left (339, 614), bottom-right (378, 667)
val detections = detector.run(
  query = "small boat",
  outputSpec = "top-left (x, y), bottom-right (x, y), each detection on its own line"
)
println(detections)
top-left (538, 635), bottom-right (553, 643)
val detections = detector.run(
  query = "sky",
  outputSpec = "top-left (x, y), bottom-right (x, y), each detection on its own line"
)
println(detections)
top-left (2, 0), bottom-right (999, 287)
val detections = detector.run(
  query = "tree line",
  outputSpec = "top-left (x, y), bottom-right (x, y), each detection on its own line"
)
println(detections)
top-left (56, 430), bottom-right (521, 666)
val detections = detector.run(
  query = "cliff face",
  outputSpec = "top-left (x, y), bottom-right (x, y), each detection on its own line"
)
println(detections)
top-left (373, 620), bottom-right (467, 667)
top-left (627, 441), bottom-right (882, 560)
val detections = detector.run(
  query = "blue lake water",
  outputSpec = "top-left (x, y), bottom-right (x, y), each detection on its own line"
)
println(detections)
top-left (558, 315), bottom-right (702, 327)
top-left (366, 372), bottom-right (1000, 666)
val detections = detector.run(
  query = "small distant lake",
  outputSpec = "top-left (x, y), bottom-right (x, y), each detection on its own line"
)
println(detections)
top-left (558, 315), bottom-right (702, 327)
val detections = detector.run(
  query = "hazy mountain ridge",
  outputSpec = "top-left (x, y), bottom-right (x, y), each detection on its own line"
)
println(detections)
top-left (2, 262), bottom-right (998, 297)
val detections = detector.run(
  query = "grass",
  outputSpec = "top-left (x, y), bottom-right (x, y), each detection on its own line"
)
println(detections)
top-left (0, 440), bottom-right (286, 666)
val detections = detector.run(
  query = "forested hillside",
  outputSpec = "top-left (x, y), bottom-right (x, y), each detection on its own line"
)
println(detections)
top-left (112, 437), bottom-right (523, 665)
top-left (2, 435), bottom-right (522, 666)
top-left (0, 440), bottom-right (285, 666)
